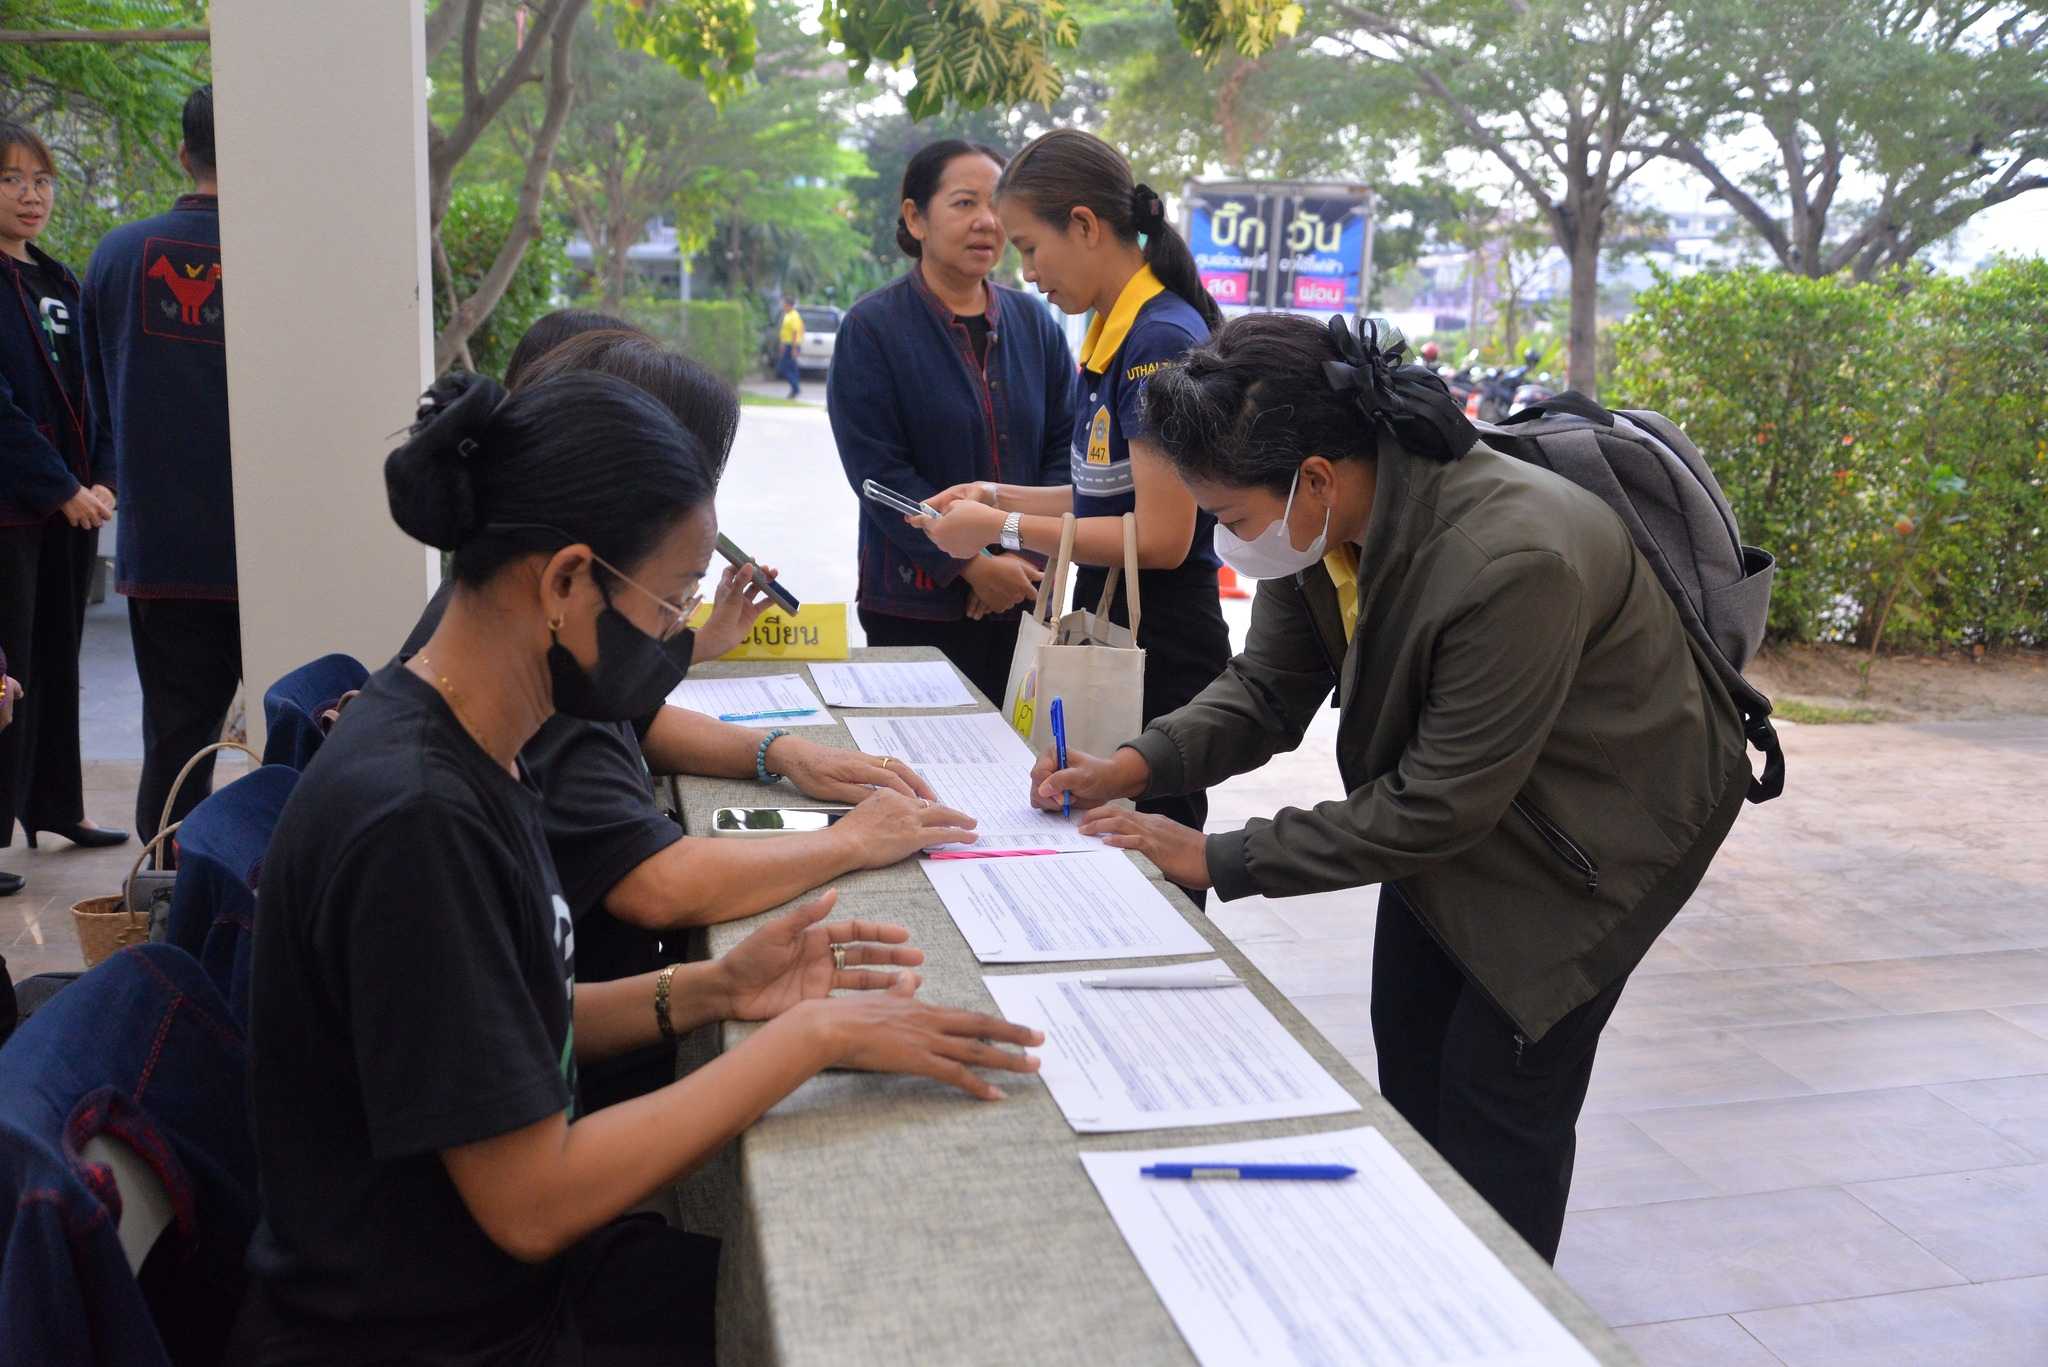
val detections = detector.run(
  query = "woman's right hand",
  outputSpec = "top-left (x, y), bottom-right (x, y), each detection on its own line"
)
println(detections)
top-left (808, 974), bottom-right (1043, 1101)
top-left (925, 481), bottom-right (999, 515)
top-left (59, 485), bottom-right (113, 530)
top-left (833, 788), bottom-right (979, 864)
top-left (1030, 745), bottom-right (1150, 812)
top-left (0, 676), bottom-right (20, 732)
top-left (960, 552), bottom-right (1042, 615)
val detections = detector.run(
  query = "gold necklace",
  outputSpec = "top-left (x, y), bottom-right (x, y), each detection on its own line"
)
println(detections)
top-left (414, 653), bottom-right (497, 760)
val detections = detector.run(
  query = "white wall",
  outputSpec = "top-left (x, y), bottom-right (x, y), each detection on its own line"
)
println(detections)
top-left (212, 0), bottom-right (437, 748)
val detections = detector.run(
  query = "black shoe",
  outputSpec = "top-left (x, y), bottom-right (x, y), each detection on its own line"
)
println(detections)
top-left (24, 823), bottom-right (131, 850)
top-left (0, 871), bottom-right (23, 897)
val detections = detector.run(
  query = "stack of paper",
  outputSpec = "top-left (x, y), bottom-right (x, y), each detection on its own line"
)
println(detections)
top-left (921, 850), bottom-right (1212, 962)
top-left (844, 713), bottom-right (1094, 851)
top-left (981, 963), bottom-right (1362, 1132)
top-left (810, 660), bottom-right (975, 709)
top-left (667, 673), bottom-right (832, 726)
top-left (1082, 1128), bottom-right (1597, 1367)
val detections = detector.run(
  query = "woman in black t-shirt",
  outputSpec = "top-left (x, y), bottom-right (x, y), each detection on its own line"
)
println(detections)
top-left (233, 371), bottom-right (1042, 1365)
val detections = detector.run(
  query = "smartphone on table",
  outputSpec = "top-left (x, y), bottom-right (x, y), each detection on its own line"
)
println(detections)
top-left (710, 807), bottom-right (849, 837)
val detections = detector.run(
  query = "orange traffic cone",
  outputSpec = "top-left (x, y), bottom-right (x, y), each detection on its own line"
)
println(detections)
top-left (1217, 566), bottom-right (1250, 600)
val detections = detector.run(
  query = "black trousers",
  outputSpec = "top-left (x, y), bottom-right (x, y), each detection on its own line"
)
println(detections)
top-left (858, 606), bottom-right (1021, 710)
top-left (129, 597), bottom-right (242, 841)
top-left (1371, 885), bottom-right (1627, 1262)
top-left (0, 521), bottom-right (96, 846)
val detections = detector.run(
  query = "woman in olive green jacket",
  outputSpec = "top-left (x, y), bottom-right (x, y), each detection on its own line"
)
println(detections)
top-left (1036, 314), bottom-right (1749, 1261)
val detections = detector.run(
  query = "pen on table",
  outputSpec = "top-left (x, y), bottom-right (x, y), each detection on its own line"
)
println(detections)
top-left (1080, 971), bottom-right (1245, 989)
top-left (1050, 695), bottom-right (1069, 817)
top-left (718, 707), bottom-right (819, 722)
top-left (925, 849), bottom-right (1059, 860)
top-left (1140, 1163), bottom-right (1357, 1181)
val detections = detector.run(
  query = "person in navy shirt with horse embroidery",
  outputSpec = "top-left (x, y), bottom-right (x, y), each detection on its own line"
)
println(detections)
top-left (82, 85), bottom-right (241, 843)
top-left (912, 129), bottom-right (1230, 898)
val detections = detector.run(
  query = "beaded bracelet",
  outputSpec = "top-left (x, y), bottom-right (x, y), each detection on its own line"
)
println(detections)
top-left (756, 727), bottom-right (791, 784)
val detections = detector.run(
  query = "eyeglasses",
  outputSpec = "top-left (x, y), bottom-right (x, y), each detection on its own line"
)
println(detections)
top-left (0, 172), bottom-right (56, 200)
top-left (590, 551), bottom-right (702, 642)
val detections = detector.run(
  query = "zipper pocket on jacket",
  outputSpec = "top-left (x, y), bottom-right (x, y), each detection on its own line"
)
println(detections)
top-left (1511, 797), bottom-right (1601, 895)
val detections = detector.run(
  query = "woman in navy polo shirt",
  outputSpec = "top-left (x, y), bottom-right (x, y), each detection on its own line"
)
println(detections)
top-left (828, 139), bottom-right (1078, 705)
top-left (914, 128), bottom-right (1230, 868)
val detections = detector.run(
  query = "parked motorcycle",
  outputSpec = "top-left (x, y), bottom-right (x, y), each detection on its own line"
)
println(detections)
top-left (1476, 347), bottom-right (1546, 423)
top-left (1509, 370), bottom-right (1558, 417)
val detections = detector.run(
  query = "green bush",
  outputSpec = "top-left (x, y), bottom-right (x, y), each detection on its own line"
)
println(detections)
top-left (433, 185), bottom-right (568, 380)
top-left (603, 296), bottom-right (752, 388)
top-left (1610, 265), bottom-right (2048, 649)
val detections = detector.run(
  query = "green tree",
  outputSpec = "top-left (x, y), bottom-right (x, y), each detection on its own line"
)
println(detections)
top-left (1320, 0), bottom-right (1685, 396)
top-left (1653, 0), bottom-right (2048, 280)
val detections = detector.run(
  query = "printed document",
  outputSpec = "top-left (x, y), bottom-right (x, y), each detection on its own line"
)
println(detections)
top-left (810, 660), bottom-right (975, 709)
top-left (981, 963), bottom-right (1361, 1132)
top-left (667, 673), bottom-right (833, 726)
top-left (922, 851), bottom-right (1212, 962)
top-left (1081, 1128), bottom-right (1597, 1367)
top-left (845, 714), bottom-right (1092, 850)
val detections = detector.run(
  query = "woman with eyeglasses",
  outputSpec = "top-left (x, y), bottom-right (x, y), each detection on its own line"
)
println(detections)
top-left (0, 120), bottom-right (125, 899)
top-left (230, 371), bottom-right (1041, 1364)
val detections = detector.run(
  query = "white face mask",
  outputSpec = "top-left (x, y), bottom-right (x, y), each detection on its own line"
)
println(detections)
top-left (1212, 467), bottom-right (1329, 580)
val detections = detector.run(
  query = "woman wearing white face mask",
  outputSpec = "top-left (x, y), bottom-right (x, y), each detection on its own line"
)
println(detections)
top-left (1033, 313), bottom-right (1751, 1263)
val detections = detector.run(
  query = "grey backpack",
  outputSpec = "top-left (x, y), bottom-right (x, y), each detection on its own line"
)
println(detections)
top-left (1479, 391), bottom-right (1785, 803)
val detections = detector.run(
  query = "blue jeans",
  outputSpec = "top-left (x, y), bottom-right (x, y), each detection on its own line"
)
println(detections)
top-left (776, 346), bottom-right (801, 396)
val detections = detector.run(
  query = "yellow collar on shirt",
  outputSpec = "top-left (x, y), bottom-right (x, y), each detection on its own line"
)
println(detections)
top-left (1079, 265), bottom-right (1167, 373)
top-left (1324, 543), bottom-right (1361, 642)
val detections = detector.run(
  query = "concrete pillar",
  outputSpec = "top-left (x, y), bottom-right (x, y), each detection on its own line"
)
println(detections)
top-left (211, 0), bottom-right (437, 748)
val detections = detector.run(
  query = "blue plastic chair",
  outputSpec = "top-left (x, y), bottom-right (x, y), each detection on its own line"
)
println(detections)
top-left (261, 652), bottom-right (368, 770)
top-left (0, 944), bottom-right (254, 1367)
top-left (165, 765), bottom-right (300, 1027)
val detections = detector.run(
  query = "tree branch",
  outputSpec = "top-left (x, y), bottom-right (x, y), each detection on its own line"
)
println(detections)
top-left (435, 0), bottom-right (588, 372)
top-left (424, 0), bottom-right (465, 65)
top-left (430, 0), bottom-right (570, 225)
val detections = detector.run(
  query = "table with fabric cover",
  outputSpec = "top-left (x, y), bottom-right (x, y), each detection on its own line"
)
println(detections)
top-left (668, 647), bottom-right (1632, 1367)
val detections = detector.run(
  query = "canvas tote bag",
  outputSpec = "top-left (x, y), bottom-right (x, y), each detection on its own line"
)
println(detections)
top-left (1000, 511), bottom-right (1145, 759)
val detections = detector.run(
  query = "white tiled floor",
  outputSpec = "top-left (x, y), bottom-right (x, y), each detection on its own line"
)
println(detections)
top-left (1200, 712), bottom-right (2048, 1365)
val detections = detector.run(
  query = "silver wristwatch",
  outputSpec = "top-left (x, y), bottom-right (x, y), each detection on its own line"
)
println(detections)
top-left (999, 510), bottom-right (1023, 552)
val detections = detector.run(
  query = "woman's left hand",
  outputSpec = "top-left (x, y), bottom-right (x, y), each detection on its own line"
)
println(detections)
top-left (1078, 806), bottom-right (1213, 890)
top-left (695, 562), bottom-right (778, 660)
top-left (910, 501), bottom-right (1005, 558)
top-left (719, 890), bottom-right (926, 1022)
top-left (769, 734), bottom-right (939, 803)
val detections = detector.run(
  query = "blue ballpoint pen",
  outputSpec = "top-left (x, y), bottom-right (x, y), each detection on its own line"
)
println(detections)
top-left (718, 706), bottom-right (819, 722)
top-left (1050, 696), bottom-right (1069, 816)
top-left (1140, 1163), bottom-right (1357, 1181)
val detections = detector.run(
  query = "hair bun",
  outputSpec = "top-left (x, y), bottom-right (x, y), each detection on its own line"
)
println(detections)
top-left (384, 371), bottom-right (506, 550)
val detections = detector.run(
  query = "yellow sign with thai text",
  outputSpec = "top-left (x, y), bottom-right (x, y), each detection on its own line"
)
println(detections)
top-left (686, 602), bottom-right (851, 661)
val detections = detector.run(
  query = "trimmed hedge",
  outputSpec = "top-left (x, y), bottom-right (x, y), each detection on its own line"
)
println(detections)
top-left (1611, 262), bottom-right (2048, 649)
top-left (605, 297), bottom-right (751, 389)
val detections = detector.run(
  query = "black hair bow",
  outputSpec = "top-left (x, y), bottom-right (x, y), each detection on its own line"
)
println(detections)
top-left (1322, 316), bottom-right (1477, 463)
top-left (1130, 183), bottom-right (1168, 236)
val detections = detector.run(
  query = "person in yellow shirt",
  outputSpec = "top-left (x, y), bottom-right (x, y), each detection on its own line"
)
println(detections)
top-left (776, 294), bottom-right (804, 398)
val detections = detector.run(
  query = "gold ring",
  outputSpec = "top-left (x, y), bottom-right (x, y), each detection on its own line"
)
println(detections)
top-left (831, 944), bottom-right (848, 972)
top-left (880, 757), bottom-right (896, 771)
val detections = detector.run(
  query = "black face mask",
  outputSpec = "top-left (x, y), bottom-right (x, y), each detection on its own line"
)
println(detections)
top-left (548, 592), bottom-right (695, 723)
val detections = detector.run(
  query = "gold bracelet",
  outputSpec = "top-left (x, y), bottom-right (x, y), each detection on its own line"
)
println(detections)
top-left (654, 964), bottom-right (679, 1042)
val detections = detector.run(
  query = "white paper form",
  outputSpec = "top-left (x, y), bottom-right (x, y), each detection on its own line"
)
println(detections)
top-left (666, 673), bottom-right (834, 726)
top-left (810, 660), bottom-right (975, 709)
top-left (844, 714), bottom-right (1093, 850)
top-left (921, 851), bottom-right (1213, 962)
top-left (981, 963), bottom-right (1362, 1132)
top-left (1081, 1129), bottom-right (1597, 1367)
top-left (842, 712), bottom-right (1033, 766)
